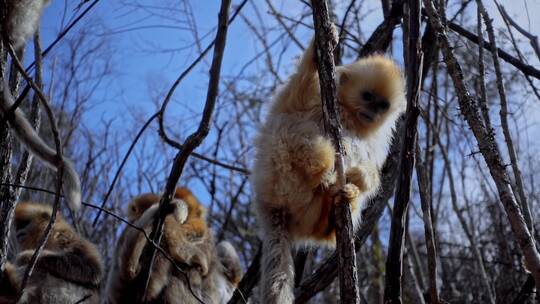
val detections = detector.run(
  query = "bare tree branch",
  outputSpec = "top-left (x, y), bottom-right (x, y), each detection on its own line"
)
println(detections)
top-left (414, 143), bottom-right (439, 304)
top-left (478, 0), bottom-right (535, 241)
top-left (383, 1), bottom-right (423, 303)
top-left (311, 1), bottom-right (359, 302)
top-left (445, 19), bottom-right (540, 81)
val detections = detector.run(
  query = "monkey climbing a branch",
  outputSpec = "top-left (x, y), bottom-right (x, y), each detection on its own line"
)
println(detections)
top-left (252, 24), bottom-right (406, 303)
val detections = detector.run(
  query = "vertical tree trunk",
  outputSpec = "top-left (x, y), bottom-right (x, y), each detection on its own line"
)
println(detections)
top-left (383, 1), bottom-right (423, 303)
top-left (311, 0), bottom-right (360, 303)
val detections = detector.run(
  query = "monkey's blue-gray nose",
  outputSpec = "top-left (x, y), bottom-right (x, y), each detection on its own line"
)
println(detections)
top-left (361, 90), bottom-right (390, 113)
top-left (377, 100), bottom-right (390, 111)
top-left (367, 99), bottom-right (389, 113)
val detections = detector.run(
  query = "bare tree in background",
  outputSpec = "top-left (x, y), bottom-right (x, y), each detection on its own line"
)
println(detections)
top-left (1, 0), bottom-right (540, 303)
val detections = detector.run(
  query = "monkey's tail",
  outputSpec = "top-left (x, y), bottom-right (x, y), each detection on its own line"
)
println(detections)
top-left (260, 208), bottom-right (295, 304)
top-left (1, 79), bottom-right (81, 211)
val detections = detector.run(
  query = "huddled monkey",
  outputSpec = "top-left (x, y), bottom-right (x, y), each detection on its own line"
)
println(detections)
top-left (251, 25), bottom-right (406, 303)
top-left (0, 202), bottom-right (103, 304)
top-left (106, 188), bottom-right (242, 304)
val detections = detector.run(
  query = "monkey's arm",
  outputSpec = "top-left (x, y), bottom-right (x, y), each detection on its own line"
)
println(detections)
top-left (164, 214), bottom-right (212, 275)
top-left (120, 204), bottom-right (160, 280)
top-left (15, 245), bottom-right (102, 286)
top-left (272, 38), bottom-right (319, 111)
top-left (293, 22), bottom-right (339, 80)
top-left (216, 241), bottom-right (242, 286)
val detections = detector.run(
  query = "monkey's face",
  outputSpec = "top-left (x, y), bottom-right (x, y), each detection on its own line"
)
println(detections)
top-left (14, 203), bottom-right (52, 250)
top-left (128, 193), bottom-right (160, 222)
top-left (174, 187), bottom-right (207, 220)
top-left (337, 55), bottom-right (406, 133)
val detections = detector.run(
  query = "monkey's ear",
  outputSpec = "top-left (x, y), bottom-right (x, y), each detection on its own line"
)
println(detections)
top-left (336, 67), bottom-right (350, 85)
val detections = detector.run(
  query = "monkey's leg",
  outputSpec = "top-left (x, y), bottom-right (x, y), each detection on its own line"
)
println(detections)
top-left (122, 204), bottom-right (159, 279)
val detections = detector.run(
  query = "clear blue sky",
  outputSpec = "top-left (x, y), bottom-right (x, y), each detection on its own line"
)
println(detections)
top-left (33, 0), bottom-right (540, 220)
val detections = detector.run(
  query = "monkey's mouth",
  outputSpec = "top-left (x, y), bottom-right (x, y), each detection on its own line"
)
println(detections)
top-left (357, 111), bottom-right (375, 122)
top-left (16, 231), bottom-right (26, 240)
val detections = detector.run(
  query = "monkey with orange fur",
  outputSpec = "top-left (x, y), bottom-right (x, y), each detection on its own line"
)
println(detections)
top-left (252, 25), bottom-right (406, 303)
top-left (106, 188), bottom-right (242, 304)
top-left (0, 202), bottom-right (103, 304)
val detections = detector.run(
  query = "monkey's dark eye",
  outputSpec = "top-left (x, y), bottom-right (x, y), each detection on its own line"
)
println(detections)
top-left (378, 100), bottom-right (390, 111)
top-left (362, 91), bottom-right (375, 102)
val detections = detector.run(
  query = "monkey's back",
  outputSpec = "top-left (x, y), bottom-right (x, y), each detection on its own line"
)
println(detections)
top-left (18, 272), bottom-right (99, 304)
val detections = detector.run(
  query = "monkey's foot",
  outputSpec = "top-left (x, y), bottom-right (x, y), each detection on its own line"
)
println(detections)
top-left (342, 183), bottom-right (360, 201)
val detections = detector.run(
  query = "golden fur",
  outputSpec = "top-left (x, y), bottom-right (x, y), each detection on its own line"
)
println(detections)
top-left (252, 26), bottom-right (406, 303)
top-left (1, 202), bottom-right (103, 304)
top-left (106, 188), bottom-right (242, 304)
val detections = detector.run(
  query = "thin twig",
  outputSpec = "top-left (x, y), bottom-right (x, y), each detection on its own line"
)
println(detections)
top-left (158, 0), bottom-right (248, 150)
top-left (494, 1), bottom-right (540, 60)
top-left (414, 143), bottom-right (439, 304)
top-left (493, 2), bottom-right (540, 101)
top-left (265, 0), bottom-right (304, 50)
top-left (25, 0), bottom-right (101, 72)
top-left (444, 19), bottom-right (540, 80)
